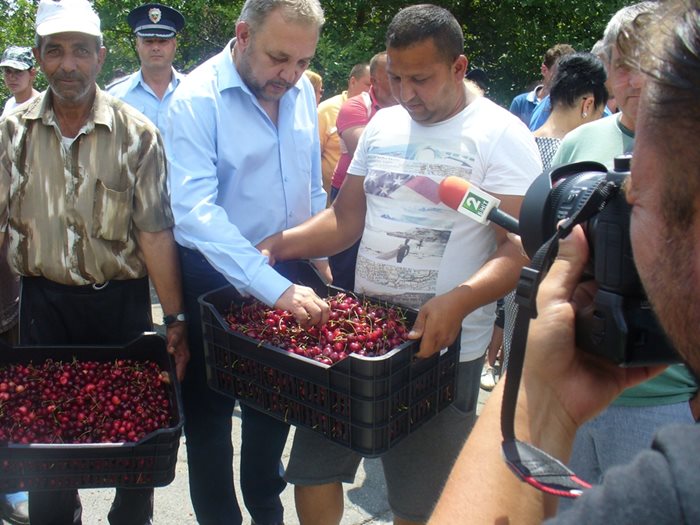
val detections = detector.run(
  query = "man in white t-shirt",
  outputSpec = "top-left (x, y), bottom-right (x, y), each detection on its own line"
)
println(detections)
top-left (1, 46), bottom-right (39, 117)
top-left (259, 5), bottom-right (541, 524)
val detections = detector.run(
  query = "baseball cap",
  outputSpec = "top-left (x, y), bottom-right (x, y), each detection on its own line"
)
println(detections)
top-left (127, 4), bottom-right (185, 39)
top-left (0, 47), bottom-right (34, 71)
top-left (35, 0), bottom-right (102, 37)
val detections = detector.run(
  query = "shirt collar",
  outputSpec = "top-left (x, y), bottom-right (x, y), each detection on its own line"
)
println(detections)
top-left (526, 84), bottom-right (544, 103)
top-left (136, 67), bottom-right (184, 92)
top-left (24, 86), bottom-right (114, 133)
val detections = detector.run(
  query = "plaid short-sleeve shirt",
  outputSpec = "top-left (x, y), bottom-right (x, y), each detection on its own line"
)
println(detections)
top-left (0, 88), bottom-right (174, 285)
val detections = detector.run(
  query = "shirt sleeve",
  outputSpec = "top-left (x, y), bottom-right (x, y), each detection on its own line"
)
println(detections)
top-left (0, 120), bottom-right (12, 231)
top-left (132, 127), bottom-right (175, 232)
top-left (308, 91), bottom-right (327, 216)
top-left (508, 94), bottom-right (522, 115)
top-left (479, 119), bottom-right (543, 196)
top-left (547, 447), bottom-right (684, 524)
top-left (336, 95), bottom-right (369, 136)
top-left (551, 133), bottom-right (575, 167)
top-left (165, 88), bottom-right (292, 306)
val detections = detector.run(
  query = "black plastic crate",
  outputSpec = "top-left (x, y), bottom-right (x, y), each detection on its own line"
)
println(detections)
top-left (200, 262), bottom-right (459, 457)
top-left (0, 333), bottom-right (183, 492)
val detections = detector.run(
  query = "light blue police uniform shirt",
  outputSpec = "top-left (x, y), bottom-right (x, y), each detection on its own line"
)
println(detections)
top-left (165, 40), bottom-right (326, 306)
top-left (107, 68), bottom-right (184, 136)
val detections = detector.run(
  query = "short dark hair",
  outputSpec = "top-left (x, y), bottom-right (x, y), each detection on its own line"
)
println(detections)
top-left (549, 53), bottom-right (609, 110)
top-left (543, 43), bottom-right (575, 69)
top-left (385, 4), bottom-right (463, 64)
top-left (348, 62), bottom-right (369, 81)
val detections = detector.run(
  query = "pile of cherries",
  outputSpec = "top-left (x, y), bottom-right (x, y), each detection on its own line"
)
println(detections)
top-left (225, 292), bottom-right (411, 365)
top-left (0, 359), bottom-right (172, 445)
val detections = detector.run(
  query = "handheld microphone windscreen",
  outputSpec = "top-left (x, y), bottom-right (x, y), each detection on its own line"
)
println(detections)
top-left (438, 176), bottom-right (470, 210)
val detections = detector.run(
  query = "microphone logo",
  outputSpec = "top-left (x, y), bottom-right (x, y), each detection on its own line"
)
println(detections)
top-left (456, 185), bottom-right (499, 225)
top-left (461, 191), bottom-right (489, 218)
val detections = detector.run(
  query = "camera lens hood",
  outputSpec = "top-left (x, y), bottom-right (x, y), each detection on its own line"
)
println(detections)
top-left (520, 161), bottom-right (608, 258)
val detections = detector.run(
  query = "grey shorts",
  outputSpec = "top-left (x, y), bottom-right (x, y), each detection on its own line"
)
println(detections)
top-left (284, 358), bottom-right (482, 522)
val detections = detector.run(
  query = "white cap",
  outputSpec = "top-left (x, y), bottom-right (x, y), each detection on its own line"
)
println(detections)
top-left (35, 0), bottom-right (102, 37)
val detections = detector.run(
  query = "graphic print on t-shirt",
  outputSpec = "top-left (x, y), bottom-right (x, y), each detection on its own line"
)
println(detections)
top-left (355, 143), bottom-right (476, 310)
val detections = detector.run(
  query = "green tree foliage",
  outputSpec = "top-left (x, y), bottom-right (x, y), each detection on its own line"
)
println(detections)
top-left (315, 0), bottom-right (631, 106)
top-left (0, 0), bottom-right (631, 108)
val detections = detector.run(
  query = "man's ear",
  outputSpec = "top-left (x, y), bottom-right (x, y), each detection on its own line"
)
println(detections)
top-left (236, 21), bottom-right (252, 49)
top-left (92, 45), bottom-right (107, 76)
top-left (454, 55), bottom-right (468, 80)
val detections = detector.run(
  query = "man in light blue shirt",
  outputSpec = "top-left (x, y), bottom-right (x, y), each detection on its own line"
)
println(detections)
top-left (165, 1), bottom-right (329, 524)
top-left (107, 3), bottom-right (185, 136)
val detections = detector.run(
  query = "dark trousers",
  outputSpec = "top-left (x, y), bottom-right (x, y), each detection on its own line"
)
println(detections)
top-left (328, 185), bottom-right (360, 291)
top-left (18, 276), bottom-right (154, 525)
top-left (178, 247), bottom-right (289, 525)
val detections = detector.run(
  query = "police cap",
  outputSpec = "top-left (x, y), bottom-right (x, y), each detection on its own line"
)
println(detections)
top-left (127, 3), bottom-right (184, 39)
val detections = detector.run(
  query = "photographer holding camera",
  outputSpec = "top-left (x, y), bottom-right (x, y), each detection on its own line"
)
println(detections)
top-left (430, 0), bottom-right (700, 523)
top-left (551, 2), bottom-right (698, 499)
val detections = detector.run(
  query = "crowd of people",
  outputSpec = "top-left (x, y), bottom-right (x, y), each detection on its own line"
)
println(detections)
top-left (0, 0), bottom-right (698, 524)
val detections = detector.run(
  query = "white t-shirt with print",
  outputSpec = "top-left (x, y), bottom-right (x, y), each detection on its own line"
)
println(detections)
top-left (348, 96), bottom-right (542, 361)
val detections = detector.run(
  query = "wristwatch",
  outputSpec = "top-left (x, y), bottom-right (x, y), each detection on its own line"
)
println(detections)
top-left (163, 313), bottom-right (187, 326)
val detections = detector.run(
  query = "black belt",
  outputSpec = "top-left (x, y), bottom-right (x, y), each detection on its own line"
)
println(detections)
top-left (21, 275), bottom-right (148, 295)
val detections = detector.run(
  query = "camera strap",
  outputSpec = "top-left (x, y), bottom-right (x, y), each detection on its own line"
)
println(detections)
top-left (500, 179), bottom-right (619, 498)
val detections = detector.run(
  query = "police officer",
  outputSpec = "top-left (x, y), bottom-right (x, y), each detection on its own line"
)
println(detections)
top-left (107, 3), bottom-right (185, 135)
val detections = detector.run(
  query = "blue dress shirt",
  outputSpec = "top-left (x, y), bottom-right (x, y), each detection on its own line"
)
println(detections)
top-left (107, 68), bottom-right (184, 136)
top-left (165, 40), bottom-right (326, 306)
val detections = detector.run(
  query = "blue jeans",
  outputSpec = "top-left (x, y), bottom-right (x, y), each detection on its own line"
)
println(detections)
top-left (558, 401), bottom-right (694, 512)
top-left (178, 247), bottom-right (289, 525)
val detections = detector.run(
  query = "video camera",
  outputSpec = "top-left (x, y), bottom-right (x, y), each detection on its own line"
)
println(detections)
top-left (518, 155), bottom-right (678, 366)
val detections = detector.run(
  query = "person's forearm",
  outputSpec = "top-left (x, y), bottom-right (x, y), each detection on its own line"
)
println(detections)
top-left (138, 228), bottom-right (190, 380)
top-left (268, 209), bottom-right (351, 260)
top-left (138, 229), bottom-right (185, 316)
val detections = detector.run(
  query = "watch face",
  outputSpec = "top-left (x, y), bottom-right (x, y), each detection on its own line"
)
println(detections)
top-left (164, 313), bottom-right (186, 325)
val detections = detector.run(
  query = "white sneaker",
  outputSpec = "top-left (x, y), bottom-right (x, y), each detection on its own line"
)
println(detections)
top-left (480, 364), bottom-right (499, 391)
